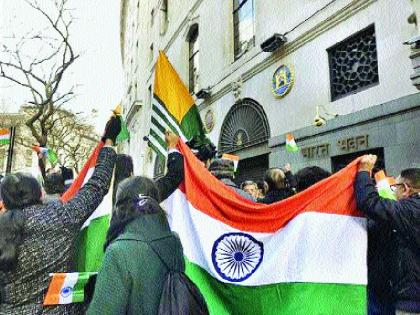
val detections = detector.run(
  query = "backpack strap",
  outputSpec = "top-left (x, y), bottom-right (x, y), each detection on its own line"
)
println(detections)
top-left (147, 239), bottom-right (172, 271)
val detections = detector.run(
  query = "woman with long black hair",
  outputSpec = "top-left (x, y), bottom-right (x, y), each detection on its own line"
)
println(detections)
top-left (87, 132), bottom-right (208, 315)
top-left (0, 116), bottom-right (120, 314)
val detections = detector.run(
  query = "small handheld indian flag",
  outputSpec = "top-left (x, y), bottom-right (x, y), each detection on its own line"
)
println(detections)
top-left (375, 170), bottom-right (397, 200)
top-left (44, 272), bottom-right (97, 305)
top-left (32, 145), bottom-right (58, 165)
top-left (113, 104), bottom-right (130, 143)
top-left (0, 128), bottom-right (10, 146)
top-left (221, 153), bottom-right (240, 172)
top-left (285, 133), bottom-right (299, 153)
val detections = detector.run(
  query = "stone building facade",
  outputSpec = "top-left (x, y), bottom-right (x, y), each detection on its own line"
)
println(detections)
top-left (120, 0), bottom-right (420, 180)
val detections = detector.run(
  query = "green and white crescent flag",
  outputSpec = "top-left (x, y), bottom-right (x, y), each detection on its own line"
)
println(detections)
top-left (148, 50), bottom-right (209, 158)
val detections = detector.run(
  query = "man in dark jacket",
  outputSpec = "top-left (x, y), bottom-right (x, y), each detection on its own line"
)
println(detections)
top-left (257, 167), bottom-right (294, 204)
top-left (208, 159), bottom-right (254, 201)
top-left (155, 131), bottom-right (184, 202)
top-left (355, 155), bottom-right (420, 314)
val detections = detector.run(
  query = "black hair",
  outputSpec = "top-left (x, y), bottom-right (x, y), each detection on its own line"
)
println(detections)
top-left (400, 168), bottom-right (420, 188)
top-left (105, 176), bottom-right (164, 248)
top-left (0, 173), bottom-right (42, 271)
top-left (257, 181), bottom-right (267, 192)
top-left (43, 172), bottom-right (65, 195)
top-left (264, 168), bottom-right (285, 191)
top-left (295, 166), bottom-right (331, 192)
top-left (112, 154), bottom-right (134, 205)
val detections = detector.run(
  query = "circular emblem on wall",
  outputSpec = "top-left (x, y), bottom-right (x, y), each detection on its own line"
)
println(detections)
top-left (272, 64), bottom-right (294, 98)
top-left (204, 109), bottom-right (215, 132)
top-left (212, 232), bottom-right (264, 282)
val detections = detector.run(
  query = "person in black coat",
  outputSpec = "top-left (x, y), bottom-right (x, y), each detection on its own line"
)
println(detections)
top-left (155, 132), bottom-right (184, 202)
top-left (355, 155), bottom-right (420, 314)
top-left (257, 167), bottom-right (295, 204)
top-left (0, 115), bottom-right (121, 314)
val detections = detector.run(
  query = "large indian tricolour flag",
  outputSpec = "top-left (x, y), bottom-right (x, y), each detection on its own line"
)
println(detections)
top-left (165, 141), bottom-right (367, 315)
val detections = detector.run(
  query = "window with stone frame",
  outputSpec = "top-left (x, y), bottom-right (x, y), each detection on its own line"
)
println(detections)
top-left (188, 24), bottom-right (199, 94)
top-left (233, 0), bottom-right (255, 60)
top-left (328, 24), bottom-right (378, 101)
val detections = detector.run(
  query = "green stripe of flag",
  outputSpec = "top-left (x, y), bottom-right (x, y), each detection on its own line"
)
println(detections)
top-left (149, 126), bottom-right (168, 157)
top-left (150, 128), bottom-right (167, 150)
top-left (152, 102), bottom-right (183, 137)
top-left (72, 273), bottom-right (94, 303)
top-left (151, 108), bottom-right (179, 136)
top-left (180, 106), bottom-right (206, 140)
top-left (76, 215), bottom-right (110, 272)
top-left (148, 140), bottom-right (166, 159)
top-left (185, 259), bottom-right (367, 315)
top-left (0, 139), bottom-right (10, 145)
top-left (151, 116), bottom-right (166, 134)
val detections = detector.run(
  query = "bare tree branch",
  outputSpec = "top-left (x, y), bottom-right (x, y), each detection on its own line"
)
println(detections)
top-left (1, 0), bottom-right (80, 146)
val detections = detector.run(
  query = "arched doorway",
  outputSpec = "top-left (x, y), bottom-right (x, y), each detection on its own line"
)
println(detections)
top-left (219, 98), bottom-right (270, 185)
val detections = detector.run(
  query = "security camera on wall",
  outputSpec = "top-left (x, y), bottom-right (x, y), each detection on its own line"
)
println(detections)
top-left (314, 114), bottom-right (327, 127)
top-left (314, 105), bottom-right (338, 127)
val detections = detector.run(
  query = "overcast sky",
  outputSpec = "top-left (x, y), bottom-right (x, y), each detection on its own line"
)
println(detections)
top-left (0, 0), bottom-right (124, 132)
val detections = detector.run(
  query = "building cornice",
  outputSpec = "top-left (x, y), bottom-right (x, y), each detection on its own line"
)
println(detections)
top-left (269, 92), bottom-right (420, 147)
top-left (199, 0), bottom-right (377, 111)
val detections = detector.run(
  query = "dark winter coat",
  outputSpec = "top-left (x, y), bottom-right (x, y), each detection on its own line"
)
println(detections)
top-left (87, 212), bottom-right (184, 315)
top-left (156, 151), bottom-right (184, 202)
top-left (355, 171), bottom-right (420, 313)
top-left (257, 188), bottom-right (294, 204)
top-left (0, 147), bottom-right (116, 315)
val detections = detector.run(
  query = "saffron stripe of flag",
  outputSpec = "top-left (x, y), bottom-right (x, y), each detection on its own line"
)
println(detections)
top-left (149, 50), bottom-right (206, 158)
top-left (44, 272), bottom-right (97, 305)
top-left (0, 128), bottom-right (10, 145)
top-left (161, 140), bottom-right (367, 314)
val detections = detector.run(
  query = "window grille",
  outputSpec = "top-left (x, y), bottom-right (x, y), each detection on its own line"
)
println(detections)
top-left (328, 25), bottom-right (378, 101)
top-left (219, 99), bottom-right (270, 153)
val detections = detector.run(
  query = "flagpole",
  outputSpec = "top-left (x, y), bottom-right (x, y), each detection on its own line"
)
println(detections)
top-left (5, 127), bottom-right (16, 174)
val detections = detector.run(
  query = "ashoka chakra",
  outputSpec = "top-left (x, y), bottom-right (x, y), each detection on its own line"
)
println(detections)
top-left (211, 232), bottom-right (264, 282)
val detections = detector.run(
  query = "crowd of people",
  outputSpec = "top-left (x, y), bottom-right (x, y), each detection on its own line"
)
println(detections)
top-left (0, 115), bottom-right (418, 315)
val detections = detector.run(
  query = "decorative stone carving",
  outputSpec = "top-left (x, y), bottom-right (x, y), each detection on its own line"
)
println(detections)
top-left (407, 0), bottom-right (420, 90)
top-left (231, 77), bottom-right (243, 102)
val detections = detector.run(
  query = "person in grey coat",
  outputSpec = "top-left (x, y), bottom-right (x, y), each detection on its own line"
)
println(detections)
top-left (0, 116), bottom-right (120, 315)
top-left (208, 158), bottom-right (254, 201)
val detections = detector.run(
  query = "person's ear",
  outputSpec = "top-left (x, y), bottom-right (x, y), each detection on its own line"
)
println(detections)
top-left (403, 183), bottom-right (412, 197)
